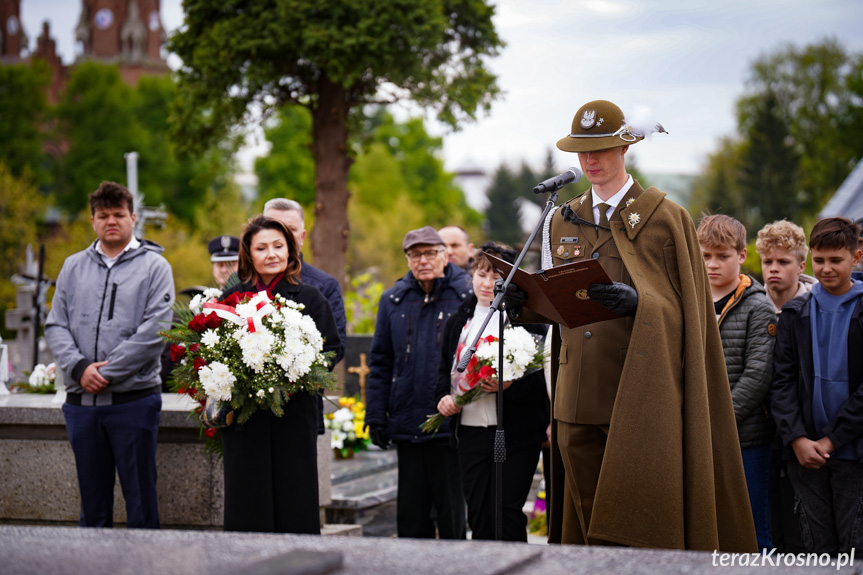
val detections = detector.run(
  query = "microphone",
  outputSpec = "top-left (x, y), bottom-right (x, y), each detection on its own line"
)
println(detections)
top-left (533, 167), bottom-right (582, 194)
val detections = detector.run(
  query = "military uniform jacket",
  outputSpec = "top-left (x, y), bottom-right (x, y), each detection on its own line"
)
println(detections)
top-left (522, 181), bottom-right (756, 551)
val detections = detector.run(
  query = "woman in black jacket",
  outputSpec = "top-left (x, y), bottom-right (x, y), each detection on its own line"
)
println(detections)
top-left (220, 215), bottom-right (340, 533)
top-left (434, 242), bottom-right (549, 541)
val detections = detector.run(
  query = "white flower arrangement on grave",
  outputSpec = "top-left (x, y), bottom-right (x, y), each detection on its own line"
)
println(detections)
top-left (11, 362), bottom-right (56, 394)
top-left (161, 288), bottom-right (337, 435)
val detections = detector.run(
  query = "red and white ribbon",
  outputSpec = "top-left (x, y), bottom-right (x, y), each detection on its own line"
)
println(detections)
top-left (202, 291), bottom-right (277, 333)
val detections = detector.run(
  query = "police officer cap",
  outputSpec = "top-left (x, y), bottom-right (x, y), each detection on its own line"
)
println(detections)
top-left (208, 235), bottom-right (240, 262)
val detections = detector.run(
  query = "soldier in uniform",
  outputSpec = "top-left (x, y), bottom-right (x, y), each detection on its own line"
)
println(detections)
top-left (504, 100), bottom-right (757, 551)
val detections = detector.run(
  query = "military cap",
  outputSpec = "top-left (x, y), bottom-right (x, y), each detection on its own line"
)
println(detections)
top-left (208, 235), bottom-right (240, 262)
top-left (557, 100), bottom-right (646, 153)
top-left (403, 226), bottom-right (444, 252)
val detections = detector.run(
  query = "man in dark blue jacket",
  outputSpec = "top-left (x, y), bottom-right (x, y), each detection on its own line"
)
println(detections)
top-left (366, 226), bottom-right (471, 539)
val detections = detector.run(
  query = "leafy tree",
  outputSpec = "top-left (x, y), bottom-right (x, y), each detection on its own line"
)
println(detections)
top-left (689, 137), bottom-right (746, 221)
top-left (135, 75), bottom-right (232, 224)
top-left (737, 39), bottom-right (862, 215)
top-left (255, 106), bottom-right (316, 207)
top-left (360, 109), bottom-right (482, 228)
top-left (54, 63), bottom-right (146, 213)
top-left (0, 166), bottom-right (42, 332)
top-left (737, 89), bottom-right (800, 230)
top-left (485, 164), bottom-right (526, 246)
top-left (171, 0), bottom-right (504, 290)
top-left (0, 61), bottom-right (50, 182)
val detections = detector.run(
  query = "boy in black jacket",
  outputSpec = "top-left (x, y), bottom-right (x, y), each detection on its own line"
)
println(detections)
top-left (771, 217), bottom-right (863, 554)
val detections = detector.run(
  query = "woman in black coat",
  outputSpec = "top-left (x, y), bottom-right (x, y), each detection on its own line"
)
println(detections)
top-left (434, 242), bottom-right (549, 541)
top-left (221, 215), bottom-right (340, 533)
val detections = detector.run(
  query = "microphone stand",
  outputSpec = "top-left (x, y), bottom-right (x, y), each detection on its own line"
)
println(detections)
top-left (456, 189), bottom-right (560, 540)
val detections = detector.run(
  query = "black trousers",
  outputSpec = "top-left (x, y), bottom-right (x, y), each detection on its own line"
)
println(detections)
top-left (221, 392), bottom-right (319, 533)
top-left (458, 425), bottom-right (540, 541)
top-left (395, 440), bottom-right (466, 539)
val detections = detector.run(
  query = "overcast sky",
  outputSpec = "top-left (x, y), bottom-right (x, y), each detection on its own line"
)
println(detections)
top-left (20, 0), bottom-right (863, 176)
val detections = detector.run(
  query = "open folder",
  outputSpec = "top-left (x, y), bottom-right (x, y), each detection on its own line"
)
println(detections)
top-left (484, 252), bottom-right (621, 329)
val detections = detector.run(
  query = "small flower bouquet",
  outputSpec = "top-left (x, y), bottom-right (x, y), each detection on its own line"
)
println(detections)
top-left (421, 326), bottom-right (544, 433)
top-left (325, 396), bottom-right (371, 458)
top-left (10, 362), bottom-right (56, 394)
top-left (161, 288), bottom-right (337, 453)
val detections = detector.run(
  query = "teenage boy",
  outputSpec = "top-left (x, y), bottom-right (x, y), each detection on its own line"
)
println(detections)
top-left (697, 214), bottom-right (777, 550)
top-left (756, 220), bottom-right (817, 314)
top-left (771, 217), bottom-right (863, 553)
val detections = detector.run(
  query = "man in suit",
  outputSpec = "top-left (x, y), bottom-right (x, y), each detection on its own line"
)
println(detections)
top-left (263, 198), bottom-right (346, 365)
top-left (504, 100), bottom-right (756, 551)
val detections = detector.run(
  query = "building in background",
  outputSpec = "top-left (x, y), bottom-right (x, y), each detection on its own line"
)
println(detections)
top-left (1, 0), bottom-right (168, 104)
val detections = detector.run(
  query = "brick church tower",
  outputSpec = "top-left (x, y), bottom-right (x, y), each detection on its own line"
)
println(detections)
top-left (0, 0), bottom-right (26, 62)
top-left (75, 0), bottom-right (168, 85)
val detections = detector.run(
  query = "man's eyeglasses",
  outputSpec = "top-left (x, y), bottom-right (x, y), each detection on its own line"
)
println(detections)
top-left (406, 248), bottom-right (445, 262)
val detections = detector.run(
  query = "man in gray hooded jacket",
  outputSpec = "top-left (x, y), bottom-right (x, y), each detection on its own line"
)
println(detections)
top-left (45, 181), bottom-right (174, 528)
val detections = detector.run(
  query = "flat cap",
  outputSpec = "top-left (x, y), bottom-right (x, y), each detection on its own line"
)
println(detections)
top-left (208, 235), bottom-right (240, 262)
top-left (403, 226), bottom-right (444, 252)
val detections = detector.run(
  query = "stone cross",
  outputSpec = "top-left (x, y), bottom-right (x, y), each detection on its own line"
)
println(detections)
top-left (347, 353), bottom-right (371, 404)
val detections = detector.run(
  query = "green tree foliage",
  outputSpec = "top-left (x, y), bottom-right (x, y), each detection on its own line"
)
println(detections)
top-left (485, 164), bottom-right (528, 246)
top-left (255, 106), bottom-right (316, 207)
top-left (737, 90), bottom-right (800, 230)
top-left (360, 109), bottom-right (482, 228)
top-left (0, 166), bottom-right (42, 331)
top-left (0, 61), bottom-right (50, 182)
top-left (695, 39), bottom-right (863, 227)
top-left (54, 63), bottom-right (145, 213)
top-left (55, 64), bottom-right (232, 224)
top-left (690, 137), bottom-right (747, 222)
top-left (171, 0), bottom-right (504, 289)
top-left (255, 105), bottom-right (481, 284)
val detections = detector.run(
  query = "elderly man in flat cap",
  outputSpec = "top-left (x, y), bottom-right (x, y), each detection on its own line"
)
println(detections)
top-left (505, 100), bottom-right (757, 551)
top-left (366, 226), bottom-right (471, 540)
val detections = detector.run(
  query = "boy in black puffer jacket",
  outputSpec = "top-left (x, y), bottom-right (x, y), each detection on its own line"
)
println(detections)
top-left (698, 214), bottom-right (778, 551)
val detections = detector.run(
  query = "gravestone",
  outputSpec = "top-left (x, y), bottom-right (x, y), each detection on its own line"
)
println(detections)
top-left (4, 246), bottom-right (52, 380)
top-left (343, 335), bottom-right (373, 399)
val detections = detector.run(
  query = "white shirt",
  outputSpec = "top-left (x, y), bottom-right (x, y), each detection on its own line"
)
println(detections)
top-left (459, 303), bottom-right (500, 428)
top-left (592, 175), bottom-right (634, 226)
top-left (96, 236), bottom-right (140, 269)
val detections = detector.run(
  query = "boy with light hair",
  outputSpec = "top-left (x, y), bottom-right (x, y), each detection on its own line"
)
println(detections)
top-left (756, 220), bottom-right (817, 314)
top-left (697, 214), bottom-right (777, 551)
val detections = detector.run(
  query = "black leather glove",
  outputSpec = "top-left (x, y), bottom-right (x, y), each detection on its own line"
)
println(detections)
top-left (497, 279), bottom-right (527, 317)
top-left (587, 282), bottom-right (638, 316)
top-left (370, 425), bottom-right (390, 450)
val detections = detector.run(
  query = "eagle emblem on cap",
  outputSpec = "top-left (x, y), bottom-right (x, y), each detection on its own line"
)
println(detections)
top-left (580, 110), bottom-right (596, 129)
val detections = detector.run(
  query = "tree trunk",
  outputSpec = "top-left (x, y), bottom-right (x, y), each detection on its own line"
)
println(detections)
top-left (309, 78), bottom-right (352, 294)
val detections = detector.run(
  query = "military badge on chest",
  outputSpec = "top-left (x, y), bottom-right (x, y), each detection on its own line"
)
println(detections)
top-left (556, 237), bottom-right (581, 259)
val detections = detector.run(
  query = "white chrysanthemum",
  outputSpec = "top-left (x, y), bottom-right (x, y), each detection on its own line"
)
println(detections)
top-left (188, 293), bottom-right (205, 314)
top-left (29, 364), bottom-right (50, 387)
top-left (203, 287), bottom-right (223, 301)
top-left (198, 361), bottom-right (236, 401)
top-left (342, 421), bottom-right (354, 432)
top-left (256, 389), bottom-right (265, 398)
top-left (201, 329), bottom-right (220, 347)
top-left (238, 329), bottom-right (275, 372)
top-left (234, 302), bottom-right (258, 318)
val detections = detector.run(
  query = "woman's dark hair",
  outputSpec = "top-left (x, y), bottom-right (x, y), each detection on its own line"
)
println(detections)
top-left (238, 215), bottom-right (301, 284)
top-left (470, 241), bottom-right (517, 275)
